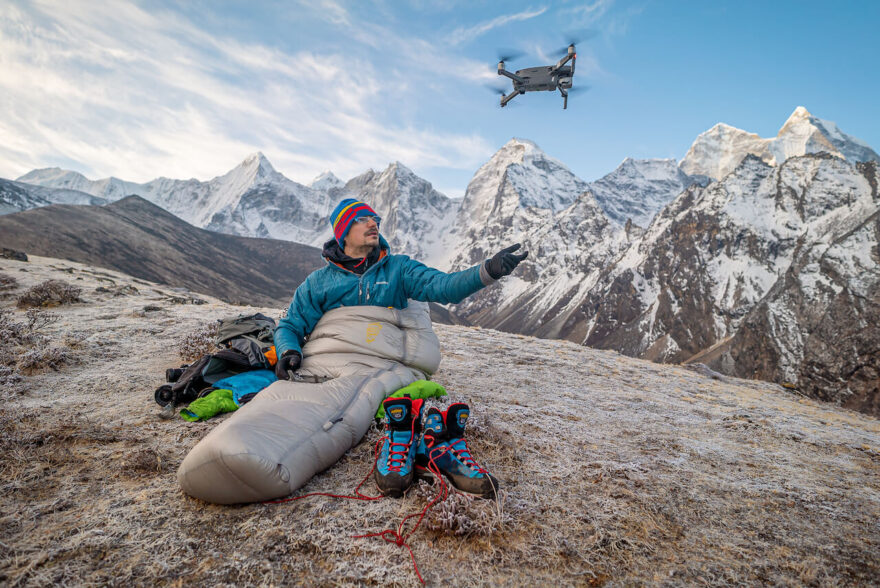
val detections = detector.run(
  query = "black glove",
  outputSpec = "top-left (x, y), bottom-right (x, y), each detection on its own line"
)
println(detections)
top-left (275, 350), bottom-right (302, 380)
top-left (485, 243), bottom-right (529, 279)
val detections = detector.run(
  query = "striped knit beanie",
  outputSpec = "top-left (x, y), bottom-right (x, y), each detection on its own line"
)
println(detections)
top-left (330, 198), bottom-right (380, 247)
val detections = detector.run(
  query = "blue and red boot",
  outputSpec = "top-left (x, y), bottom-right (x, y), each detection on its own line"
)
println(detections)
top-left (416, 403), bottom-right (500, 499)
top-left (374, 396), bottom-right (424, 497)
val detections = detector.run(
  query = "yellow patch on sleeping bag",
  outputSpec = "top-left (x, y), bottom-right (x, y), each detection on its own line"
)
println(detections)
top-left (366, 322), bottom-right (383, 343)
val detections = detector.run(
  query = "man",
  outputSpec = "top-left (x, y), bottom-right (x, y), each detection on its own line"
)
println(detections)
top-left (178, 197), bottom-right (528, 504)
top-left (271, 197), bottom-right (527, 497)
top-left (273, 198), bottom-right (528, 379)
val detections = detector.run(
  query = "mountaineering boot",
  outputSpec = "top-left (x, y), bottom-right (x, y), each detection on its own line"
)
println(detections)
top-left (416, 403), bottom-right (500, 499)
top-left (374, 396), bottom-right (424, 497)
top-left (415, 406), bottom-right (445, 477)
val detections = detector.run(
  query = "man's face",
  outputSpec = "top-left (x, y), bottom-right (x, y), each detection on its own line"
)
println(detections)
top-left (345, 216), bottom-right (380, 250)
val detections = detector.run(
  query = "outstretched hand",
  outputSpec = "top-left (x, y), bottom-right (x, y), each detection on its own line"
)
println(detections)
top-left (485, 243), bottom-right (529, 279)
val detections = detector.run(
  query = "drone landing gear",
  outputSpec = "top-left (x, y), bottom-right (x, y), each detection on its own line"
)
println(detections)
top-left (500, 90), bottom-right (519, 108)
top-left (559, 88), bottom-right (568, 109)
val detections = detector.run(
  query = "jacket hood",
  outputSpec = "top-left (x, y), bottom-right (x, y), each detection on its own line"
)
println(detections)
top-left (322, 235), bottom-right (390, 273)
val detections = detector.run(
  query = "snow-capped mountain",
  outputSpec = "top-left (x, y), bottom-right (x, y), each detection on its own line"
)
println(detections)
top-left (10, 107), bottom-right (879, 413)
top-left (434, 138), bottom-right (624, 336)
top-left (309, 170), bottom-right (344, 193)
top-left (17, 153), bottom-right (332, 244)
top-left (680, 106), bottom-right (880, 180)
top-left (698, 158), bottom-right (880, 414)
top-left (16, 167), bottom-right (142, 201)
top-left (0, 177), bottom-right (106, 214)
top-left (550, 153), bottom-right (879, 412)
top-left (337, 162), bottom-right (457, 260)
top-left (200, 153), bottom-right (331, 244)
top-left (434, 138), bottom-right (592, 269)
top-left (0, 179), bottom-right (49, 214)
top-left (588, 158), bottom-right (708, 227)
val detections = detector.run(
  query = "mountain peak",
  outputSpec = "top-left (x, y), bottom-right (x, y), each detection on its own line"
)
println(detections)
top-left (778, 106), bottom-right (816, 135)
top-left (223, 152), bottom-right (278, 187)
top-left (506, 137), bottom-right (539, 148)
top-left (17, 167), bottom-right (90, 184)
top-left (309, 170), bottom-right (343, 191)
top-left (386, 161), bottom-right (416, 177)
top-left (703, 122), bottom-right (758, 138)
top-left (240, 151), bottom-right (275, 173)
top-left (486, 138), bottom-right (545, 168)
top-left (789, 105), bottom-right (812, 119)
top-left (770, 107), bottom-right (877, 164)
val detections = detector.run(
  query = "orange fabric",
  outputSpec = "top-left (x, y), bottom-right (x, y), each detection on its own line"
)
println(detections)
top-left (264, 346), bottom-right (277, 367)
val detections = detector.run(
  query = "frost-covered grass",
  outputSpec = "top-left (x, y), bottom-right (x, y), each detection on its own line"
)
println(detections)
top-left (0, 255), bottom-right (878, 586)
top-left (16, 278), bottom-right (82, 308)
top-left (0, 271), bottom-right (18, 291)
top-left (177, 320), bottom-right (219, 362)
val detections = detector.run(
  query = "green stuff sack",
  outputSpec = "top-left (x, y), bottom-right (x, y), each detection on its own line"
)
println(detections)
top-left (376, 380), bottom-right (446, 419)
top-left (181, 389), bottom-right (239, 422)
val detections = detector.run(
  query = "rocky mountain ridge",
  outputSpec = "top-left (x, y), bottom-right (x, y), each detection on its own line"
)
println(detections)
top-left (8, 107), bottom-right (880, 413)
top-left (0, 196), bottom-right (323, 306)
top-left (588, 157), bottom-right (709, 228)
top-left (567, 154), bottom-right (879, 414)
top-left (0, 178), bottom-right (107, 214)
top-left (680, 106), bottom-right (879, 180)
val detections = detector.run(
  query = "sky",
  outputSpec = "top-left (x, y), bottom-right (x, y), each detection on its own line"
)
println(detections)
top-left (1, 0), bottom-right (878, 198)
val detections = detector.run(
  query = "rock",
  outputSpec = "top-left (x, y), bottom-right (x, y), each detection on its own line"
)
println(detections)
top-left (167, 296), bottom-right (206, 305)
top-left (96, 285), bottom-right (139, 296)
top-left (2, 248), bottom-right (28, 262)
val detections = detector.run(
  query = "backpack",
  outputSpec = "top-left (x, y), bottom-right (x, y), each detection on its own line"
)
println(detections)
top-left (154, 313), bottom-right (277, 407)
top-left (214, 312), bottom-right (277, 369)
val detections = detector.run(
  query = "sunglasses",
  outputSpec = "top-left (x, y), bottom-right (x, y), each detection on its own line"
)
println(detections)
top-left (353, 215), bottom-right (381, 225)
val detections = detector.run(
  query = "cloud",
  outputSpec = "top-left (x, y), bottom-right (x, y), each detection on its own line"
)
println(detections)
top-left (449, 7), bottom-right (548, 45)
top-left (567, 0), bottom-right (614, 23)
top-left (562, 0), bottom-right (643, 37)
top-left (0, 0), bottom-right (494, 185)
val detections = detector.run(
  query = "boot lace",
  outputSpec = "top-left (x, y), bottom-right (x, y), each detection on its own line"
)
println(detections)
top-left (385, 419), bottom-right (417, 472)
top-left (386, 436), bottom-right (412, 472)
top-left (449, 438), bottom-right (488, 474)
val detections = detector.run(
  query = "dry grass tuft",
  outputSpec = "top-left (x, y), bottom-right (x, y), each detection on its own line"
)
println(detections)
top-left (0, 365), bottom-right (23, 395)
top-left (0, 308), bottom-right (74, 385)
top-left (415, 480), bottom-right (513, 536)
top-left (177, 320), bottom-right (219, 362)
top-left (0, 271), bottom-right (18, 291)
top-left (16, 279), bottom-right (82, 308)
top-left (15, 346), bottom-right (72, 375)
top-left (122, 448), bottom-right (171, 475)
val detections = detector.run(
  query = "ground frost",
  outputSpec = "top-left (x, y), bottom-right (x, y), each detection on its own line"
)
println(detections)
top-left (0, 256), bottom-right (877, 586)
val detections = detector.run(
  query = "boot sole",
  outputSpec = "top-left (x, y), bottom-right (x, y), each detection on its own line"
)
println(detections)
top-left (415, 465), bottom-right (500, 499)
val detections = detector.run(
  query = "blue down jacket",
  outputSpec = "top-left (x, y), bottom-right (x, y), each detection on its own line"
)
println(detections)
top-left (274, 236), bottom-right (494, 357)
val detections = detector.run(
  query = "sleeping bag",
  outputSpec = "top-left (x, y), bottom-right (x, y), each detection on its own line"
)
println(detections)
top-left (177, 300), bottom-right (440, 504)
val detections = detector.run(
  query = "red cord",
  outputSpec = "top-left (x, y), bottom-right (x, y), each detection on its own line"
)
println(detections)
top-left (264, 435), bottom-right (453, 585)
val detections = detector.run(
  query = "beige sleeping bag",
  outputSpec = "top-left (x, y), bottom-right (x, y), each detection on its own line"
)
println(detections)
top-left (177, 301), bottom-right (440, 504)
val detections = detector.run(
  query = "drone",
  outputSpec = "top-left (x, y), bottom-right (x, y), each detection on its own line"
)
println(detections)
top-left (496, 43), bottom-right (577, 109)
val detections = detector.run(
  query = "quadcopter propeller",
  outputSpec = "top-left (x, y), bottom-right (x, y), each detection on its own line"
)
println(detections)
top-left (567, 85), bottom-right (591, 94)
top-left (553, 30), bottom-right (598, 56)
top-left (483, 82), bottom-right (508, 95)
top-left (496, 49), bottom-right (524, 63)
top-left (484, 84), bottom-right (518, 107)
